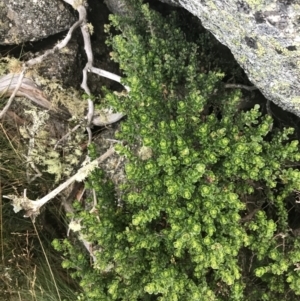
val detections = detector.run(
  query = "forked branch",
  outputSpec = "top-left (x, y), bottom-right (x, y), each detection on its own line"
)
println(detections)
top-left (3, 147), bottom-right (115, 221)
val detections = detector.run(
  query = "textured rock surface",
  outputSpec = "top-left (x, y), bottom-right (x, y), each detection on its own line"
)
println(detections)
top-left (33, 39), bottom-right (81, 87)
top-left (104, 0), bottom-right (137, 16)
top-left (156, 0), bottom-right (300, 117)
top-left (0, 0), bottom-right (76, 45)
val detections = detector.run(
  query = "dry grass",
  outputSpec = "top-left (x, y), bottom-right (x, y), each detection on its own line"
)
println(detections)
top-left (0, 118), bottom-right (79, 301)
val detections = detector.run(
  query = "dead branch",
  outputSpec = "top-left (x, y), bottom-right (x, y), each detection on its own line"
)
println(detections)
top-left (3, 147), bottom-right (115, 221)
top-left (0, 73), bottom-right (70, 118)
top-left (225, 83), bottom-right (258, 91)
top-left (2, 0), bottom-right (129, 262)
top-left (0, 70), bottom-right (25, 119)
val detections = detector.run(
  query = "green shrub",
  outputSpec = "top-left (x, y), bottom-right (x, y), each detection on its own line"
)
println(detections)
top-left (53, 1), bottom-right (300, 300)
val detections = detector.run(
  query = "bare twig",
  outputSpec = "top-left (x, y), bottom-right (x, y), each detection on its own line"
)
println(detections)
top-left (92, 110), bottom-right (125, 126)
top-left (89, 189), bottom-right (98, 214)
top-left (54, 124), bottom-right (81, 149)
top-left (25, 157), bottom-right (42, 183)
top-left (0, 73), bottom-right (48, 108)
top-left (1, 1), bottom-right (128, 127)
top-left (2, 0), bottom-right (129, 263)
top-left (225, 83), bottom-right (257, 91)
top-left (25, 16), bottom-right (83, 67)
top-left (4, 147), bottom-right (115, 221)
top-left (90, 67), bottom-right (130, 92)
top-left (0, 70), bottom-right (26, 119)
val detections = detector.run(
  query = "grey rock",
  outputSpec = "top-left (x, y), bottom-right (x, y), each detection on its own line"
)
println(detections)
top-left (0, 0), bottom-right (76, 45)
top-left (158, 0), bottom-right (300, 117)
top-left (157, 0), bottom-right (180, 6)
top-left (104, 0), bottom-right (133, 16)
top-left (33, 39), bottom-right (81, 87)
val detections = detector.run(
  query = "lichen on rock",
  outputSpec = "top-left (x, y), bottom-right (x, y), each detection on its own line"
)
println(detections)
top-left (157, 0), bottom-right (300, 117)
top-left (0, 0), bottom-right (76, 45)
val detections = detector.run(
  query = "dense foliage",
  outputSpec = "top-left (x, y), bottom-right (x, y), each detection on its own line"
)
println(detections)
top-left (53, 1), bottom-right (300, 300)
